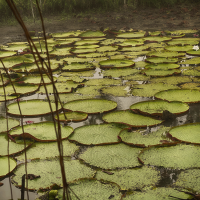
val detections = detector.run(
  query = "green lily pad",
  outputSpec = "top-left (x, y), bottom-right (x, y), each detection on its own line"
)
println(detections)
top-left (57, 75), bottom-right (85, 83)
top-left (75, 44), bottom-right (100, 49)
top-left (186, 50), bottom-right (200, 56)
top-left (70, 48), bottom-right (97, 54)
top-left (54, 111), bottom-right (88, 122)
top-left (62, 62), bottom-right (95, 71)
top-left (180, 82), bottom-right (200, 89)
top-left (165, 45), bottom-right (193, 52)
top-left (130, 100), bottom-right (189, 116)
top-left (167, 39), bottom-right (199, 46)
top-left (16, 140), bottom-right (79, 161)
top-left (102, 110), bottom-right (162, 127)
top-left (0, 156), bottom-right (17, 178)
top-left (119, 126), bottom-right (172, 147)
top-left (122, 187), bottom-right (193, 200)
top-left (75, 86), bottom-right (102, 97)
top-left (0, 50), bottom-right (17, 58)
top-left (57, 179), bottom-right (121, 200)
top-left (99, 59), bottom-right (135, 69)
top-left (145, 57), bottom-right (179, 64)
top-left (96, 166), bottom-right (160, 190)
top-left (147, 51), bottom-right (184, 58)
top-left (60, 69), bottom-right (95, 77)
top-left (85, 78), bottom-right (122, 86)
top-left (76, 52), bottom-right (106, 58)
top-left (75, 40), bottom-right (100, 45)
top-left (7, 99), bottom-right (61, 117)
top-left (182, 56), bottom-right (200, 65)
top-left (100, 38), bottom-right (125, 45)
top-left (182, 69), bottom-right (200, 76)
top-left (145, 63), bottom-right (180, 70)
top-left (63, 99), bottom-right (117, 114)
top-left (116, 32), bottom-right (145, 38)
top-left (119, 46), bottom-right (149, 52)
top-left (9, 121), bottom-right (73, 142)
top-left (143, 69), bottom-right (181, 77)
top-left (0, 117), bottom-right (19, 133)
top-left (101, 86), bottom-right (131, 96)
top-left (124, 74), bottom-right (150, 81)
top-left (168, 123), bottom-right (200, 144)
top-left (69, 123), bottom-right (126, 145)
top-left (97, 46), bottom-right (118, 52)
top-left (119, 40), bottom-right (144, 47)
top-left (52, 31), bottom-right (82, 38)
top-left (3, 43), bottom-right (28, 51)
top-left (0, 95), bottom-right (19, 102)
top-left (79, 143), bottom-right (142, 169)
top-left (131, 83), bottom-right (179, 97)
top-left (79, 31), bottom-right (106, 38)
top-left (49, 47), bottom-right (72, 56)
top-left (175, 169), bottom-right (200, 193)
top-left (155, 89), bottom-right (200, 103)
top-left (12, 159), bottom-right (96, 190)
top-left (139, 143), bottom-right (200, 169)
top-left (144, 36), bottom-right (171, 43)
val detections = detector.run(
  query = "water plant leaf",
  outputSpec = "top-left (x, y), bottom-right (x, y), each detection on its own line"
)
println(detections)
top-left (130, 100), bottom-right (189, 116)
top-left (54, 111), bottom-right (88, 122)
top-left (49, 47), bottom-right (72, 56)
top-left (101, 86), bottom-right (131, 96)
top-left (147, 51), bottom-right (184, 58)
top-left (60, 69), bottom-right (95, 77)
top-left (3, 43), bottom-right (29, 51)
top-left (99, 59), bottom-right (135, 69)
top-left (145, 57), bottom-right (179, 64)
top-left (85, 78), bottom-right (122, 86)
top-left (145, 63), bottom-right (180, 70)
top-left (131, 83), bottom-right (179, 97)
top-left (97, 46), bottom-right (118, 52)
top-left (116, 32), bottom-right (145, 38)
top-left (122, 187), bottom-right (193, 200)
top-left (102, 110), bottom-right (162, 127)
top-left (12, 159), bottom-right (96, 190)
top-left (0, 95), bottom-right (19, 102)
top-left (175, 168), bottom-right (200, 193)
top-left (96, 166), bottom-right (160, 190)
top-left (182, 56), bottom-right (200, 65)
top-left (155, 89), bottom-right (200, 103)
top-left (69, 123), bottom-right (126, 145)
top-left (139, 143), bottom-right (200, 169)
top-left (79, 31), bottom-right (106, 38)
top-left (7, 99), bottom-right (61, 117)
top-left (57, 179), bottom-right (121, 200)
top-left (16, 140), bottom-right (79, 161)
top-left (79, 143), bottom-right (142, 169)
top-left (0, 156), bottom-right (17, 178)
top-left (144, 36), bottom-right (171, 43)
top-left (168, 123), bottom-right (200, 144)
top-left (63, 99), bottom-right (117, 114)
top-left (165, 45), bottom-right (193, 52)
top-left (52, 31), bottom-right (82, 38)
top-left (75, 40), bottom-right (100, 45)
top-left (62, 62), bottom-right (95, 71)
top-left (119, 46), bottom-right (149, 52)
top-left (119, 39), bottom-right (144, 47)
top-left (186, 50), bottom-right (200, 56)
top-left (70, 48), bottom-right (97, 54)
top-left (143, 69), bottom-right (181, 77)
top-left (119, 126), bottom-right (172, 147)
top-left (180, 82), bottom-right (200, 89)
top-left (182, 69), bottom-right (200, 76)
top-left (167, 39), bottom-right (199, 46)
top-left (0, 50), bottom-right (17, 58)
top-left (9, 121), bottom-right (73, 142)
top-left (0, 117), bottom-right (19, 133)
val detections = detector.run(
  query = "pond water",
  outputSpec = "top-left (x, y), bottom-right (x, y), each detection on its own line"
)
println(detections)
top-left (0, 30), bottom-right (200, 199)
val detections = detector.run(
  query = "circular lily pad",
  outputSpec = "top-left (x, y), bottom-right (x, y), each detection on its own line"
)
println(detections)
top-left (0, 117), bottom-right (19, 133)
top-left (9, 121), bottom-right (73, 142)
top-left (144, 36), bottom-right (172, 43)
top-left (75, 40), bottom-right (100, 45)
top-left (168, 123), bottom-right (200, 144)
top-left (143, 69), bottom-right (181, 77)
top-left (116, 32), bottom-right (145, 38)
top-left (99, 59), bottom-right (135, 69)
top-left (147, 51), bottom-right (184, 58)
top-left (155, 89), bottom-right (200, 103)
top-left (165, 45), bottom-right (193, 52)
top-left (52, 31), bottom-right (81, 38)
top-left (145, 57), bottom-right (179, 64)
top-left (138, 143), bottom-right (200, 169)
top-left (119, 40), bottom-right (144, 47)
top-left (79, 31), bottom-right (106, 38)
top-left (0, 156), bottom-right (17, 178)
top-left (57, 179), bottom-right (121, 200)
top-left (102, 110), bottom-right (163, 127)
top-left (130, 100), bottom-right (189, 116)
top-left (62, 62), bottom-right (95, 71)
top-left (167, 39), bottom-right (199, 46)
top-left (69, 123), bottom-right (126, 145)
top-left (119, 126), bottom-right (172, 147)
top-left (0, 50), bottom-right (17, 58)
top-left (54, 111), bottom-right (88, 122)
top-left (96, 166), bottom-right (160, 191)
top-left (70, 48), bottom-right (97, 54)
top-left (12, 159), bottom-right (96, 190)
top-left (63, 99), bottom-right (117, 114)
top-left (145, 63), bottom-right (180, 70)
top-left (7, 99), bottom-right (61, 117)
top-left (79, 143), bottom-right (142, 169)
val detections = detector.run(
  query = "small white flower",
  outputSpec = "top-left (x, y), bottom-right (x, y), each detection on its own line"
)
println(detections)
top-left (18, 49), bottom-right (23, 53)
top-left (193, 45), bottom-right (199, 51)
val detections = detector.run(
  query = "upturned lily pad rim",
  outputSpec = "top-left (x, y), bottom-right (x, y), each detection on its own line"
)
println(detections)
top-left (99, 59), bottom-right (135, 69)
top-left (168, 122), bottom-right (200, 144)
top-left (130, 100), bottom-right (189, 117)
top-left (70, 48), bottom-right (97, 54)
top-left (63, 98), bottom-right (118, 114)
top-left (62, 62), bottom-right (96, 72)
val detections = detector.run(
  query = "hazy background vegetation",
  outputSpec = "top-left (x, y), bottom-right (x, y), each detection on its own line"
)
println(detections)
top-left (0, 0), bottom-right (199, 22)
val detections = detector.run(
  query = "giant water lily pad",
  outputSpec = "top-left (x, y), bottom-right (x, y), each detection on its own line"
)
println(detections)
top-left (0, 95), bottom-right (19, 102)
top-left (85, 78), bottom-right (122, 86)
top-left (102, 110), bottom-right (162, 127)
top-left (122, 187), bottom-right (193, 200)
top-left (12, 159), bottom-right (96, 190)
top-left (165, 45), bottom-right (193, 52)
top-left (79, 31), bottom-right (106, 38)
top-left (119, 126), bottom-right (172, 147)
top-left (70, 48), bottom-right (97, 54)
top-left (119, 45), bottom-right (149, 52)
top-left (75, 86), bottom-right (102, 97)
top-left (145, 57), bottom-right (179, 64)
top-left (131, 83), bottom-right (179, 97)
top-left (57, 179), bottom-right (121, 200)
top-left (168, 123), bottom-right (200, 144)
top-left (99, 59), bottom-right (135, 68)
top-left (145, 63), bottom-right (180, 70)
top-left (130, 100), bottom-right (189, 116)
top-left (0, 156), bottom-right (17, 178)
top-left (3, 43), bottom-right (28, 51)
top-left (16, 140), bottom-right (79, 161)
top-left (52, 31), bottom-right (81, 38)
top-left (79, 143), bottom-right (142, 169)
top-left (7, 99), bottom-right (61, 117)
top-left (182, 56), bottom-right (200, 65)
top-left (0, 117), bottom-right (19, 133)
top-left (143, 69), bottom-right (181, 77)
top-left (167, 39), bottom-right (199, 46)
top-left (75, 40), bottom-right (100, 45)
top-left (9, 121), bottom-right (73, 142)
top-left (155, 89), bottom-right (200, 103)
top-left (0, 50), bottom-right (17, 58)
top-left (116, 32), bottom-right (145, 38)
top-left (62, 62), bottom-right (95, 71)
top-left (175, 169), bottom-right (200, 193)
top-left (144, 36), bottom-right (171, 43)
top-left (139, 143), bottom-right (200, 169)
top-left (101, 86), bottom-right (131, 96)
top-left (147, 51), bottom-right (184, 58)
top-left (119, 40), bottom-right (144, 47)
top-left (96, 166), bottom-right (160, 190)
top-left (63, 99), bottom-right (117, 114)
top-left (49, 47), bottom-right (72, 56)
top-left (182, 69), bottom-right (200, 76)
top-left (69, 123), bottom-right (127, 145)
